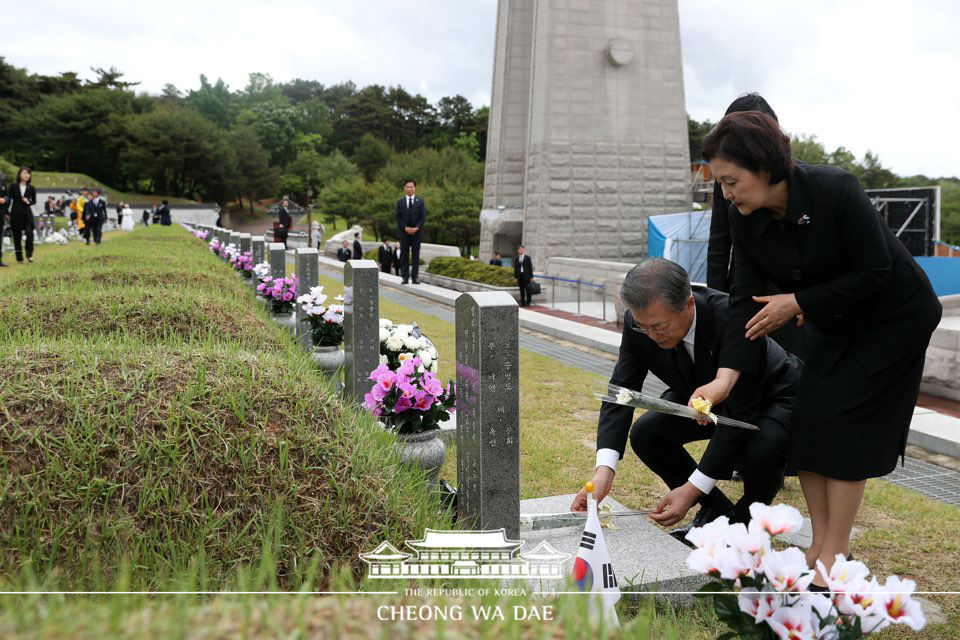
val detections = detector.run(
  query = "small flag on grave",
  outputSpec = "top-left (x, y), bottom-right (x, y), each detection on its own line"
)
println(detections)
top-left (570, 481), bottom-right (621, 628)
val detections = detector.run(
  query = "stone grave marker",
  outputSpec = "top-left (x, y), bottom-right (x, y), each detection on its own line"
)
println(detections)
top-left (455, 291), bottom-right (520, 539)
top-left (295, 248), bottom-right (319, 348)
top-left (343, 260), bottom-right (380, 404)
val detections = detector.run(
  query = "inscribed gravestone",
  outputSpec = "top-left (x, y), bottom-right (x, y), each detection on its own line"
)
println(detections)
top-left (295, 248), bottom-right (319, 349)
top-left (455, 291), bottom-right (520, 539)
top-left (343, 260), bottom-right (380, 404)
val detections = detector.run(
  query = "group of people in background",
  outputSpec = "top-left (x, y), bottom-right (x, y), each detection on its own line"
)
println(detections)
top-left (140, 201), bottom-right (172, 227)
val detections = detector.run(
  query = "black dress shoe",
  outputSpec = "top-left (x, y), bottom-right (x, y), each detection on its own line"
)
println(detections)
top-left (808, 584), bottom-right (829, 593)
top-left (668, 505), bottom-right (727, 548)
top-left (411, 279), bottom-right (420, 285)
top-left (401, 279), bottom-right (409, 284)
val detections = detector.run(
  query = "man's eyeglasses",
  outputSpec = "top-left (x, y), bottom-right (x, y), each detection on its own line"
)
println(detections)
top-left (631, 310), bottom-right (682, 336)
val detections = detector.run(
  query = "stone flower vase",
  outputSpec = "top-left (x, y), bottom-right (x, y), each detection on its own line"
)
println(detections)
top-left (396, 428), bottom-right (446, 486)
top-left (311, 344), bottom-right (344, 377)
top-left (273, 310), bottom-right (297, 335)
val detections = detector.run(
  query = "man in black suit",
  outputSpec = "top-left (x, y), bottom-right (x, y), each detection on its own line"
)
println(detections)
top-left (0, 175), bottom-right (8, 267)
top-left (353, 232), bottom-right (363, 260)
top-left (275, 199), bottom-right (292, 247)
top-left (570, 258), bottom-right (800, 534)
top-left (513, 245), bottom-right (534, 307)
top-left (337, 240), bottom-right (352, 262)
top-left (395, 179), bottom-right (426, 284)
top-left (87, 188), bottom-right (107, 245)
top-left (489, 252), bottom-right (503, 266)
top-left (378, 240), bottom-right (392, 273)
top-left (158, 199), bottom-right (172, 226)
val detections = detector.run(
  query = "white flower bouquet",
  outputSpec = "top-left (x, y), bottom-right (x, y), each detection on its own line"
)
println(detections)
top-left (252, 261), bottom-right (271, 282)
top-left (296, 285), bottom-right (345, 347)
top-left (690, 503), bottom-right (925, 639)
top-left (378, 318), bottom-right (439, 374)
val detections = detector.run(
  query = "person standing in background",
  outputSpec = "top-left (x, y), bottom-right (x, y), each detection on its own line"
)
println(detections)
top-left (513, 245), bottom-right (534, 307)
top-left (392, 243), bottom-right (402, 276)
top-left (275, 198), bottom-right (291, 247)
top-left (395, 179), bottom-right (426, 284)
top-left (8, 166), bottom-right (37, 262)
top-left (378, 239), bottom-right (392, 273)
top-left (337, 240), bottom-right (352, 262)
top-left (87, 188), bottom-right (106, 245)
top-left (121, 202), bottom-right (134, 231)
top-left (0, 173), bottom-right (8, 267)
top-left (489, 252), bottom-right (503, 266)
top-left (352, 232), bottom-right (363, 260)
top-left (76, 187), bottom-right (89, 241)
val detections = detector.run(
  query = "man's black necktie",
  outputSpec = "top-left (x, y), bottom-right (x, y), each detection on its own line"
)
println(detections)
top-left (675, 343), bottom-right (695, 389)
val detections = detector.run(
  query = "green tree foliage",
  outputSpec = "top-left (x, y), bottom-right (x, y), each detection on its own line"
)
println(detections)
top-left (318, 177), bottom-right (367, 229)
top-left (352, 133), bottom-right (393, 182)
top-left (232, 125), bottom-right (278, 214)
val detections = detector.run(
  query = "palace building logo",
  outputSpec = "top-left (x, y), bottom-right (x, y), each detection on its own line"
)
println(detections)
top-left (360, 528), bottom-right (569, 580)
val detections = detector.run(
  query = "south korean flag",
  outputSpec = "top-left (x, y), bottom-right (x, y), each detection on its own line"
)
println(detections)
top-left (570, 482), bottom-right (621, 628)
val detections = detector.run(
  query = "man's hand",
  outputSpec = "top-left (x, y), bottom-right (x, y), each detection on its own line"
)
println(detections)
top-left (649, 482), bottom-right (702, 527)
top-left (746, 293), bottom-right (802, 340)
top-left (570, 466), bottom-right (615, 512)
top-left (688, 369), bottom-right (738, 425)
top-left (404, 226), bottom-right (418, 235)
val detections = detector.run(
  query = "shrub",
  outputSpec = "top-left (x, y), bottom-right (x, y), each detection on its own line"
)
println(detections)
top-left (426, 256), bottom-right (516, 287)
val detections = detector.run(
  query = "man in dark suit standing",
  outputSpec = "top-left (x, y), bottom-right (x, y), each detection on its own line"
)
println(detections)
top-left (337, 240), bottom-right (352, 262)
top-left (570, 258), bottom-right (800, 535)
top-left (513, 245), bottom-right (534, 307)
top-left (0, 175), bottom-right (8, 267)
top-left (353, 232), bottom-right (363, 260)
top-left (489, 252), bottom-right (503, 266)
top-left (378, 240), bottom-right (392, 273)
top-left (395, 179), bottom-right (426, 284)
top-left (275, 199), bottom-right (292, 247)
top-left (87, 188), bottom-right (107, 245)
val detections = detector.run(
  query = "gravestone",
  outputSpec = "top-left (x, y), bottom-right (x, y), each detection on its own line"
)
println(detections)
top-left (251, 235), bottom-right (265, 266)
top-left (268, 242), bottom-right (286, 279)
top-left (229, 231), bottom-right (240, 249)
top-left (295, 248), bottom-right (319, 348)
top-left (238, 232), bottom-right (251, 254)
top-left (455, 291), bottom-right (520, 539)
top-left (343, 260), bottom-right (380, 404)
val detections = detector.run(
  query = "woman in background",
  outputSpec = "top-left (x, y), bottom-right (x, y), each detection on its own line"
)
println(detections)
top-left (7, 166), bottom-right (37, 263)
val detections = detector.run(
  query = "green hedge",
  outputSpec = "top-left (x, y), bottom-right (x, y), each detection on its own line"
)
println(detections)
top-left (426, 256), bottom-right (517, 287)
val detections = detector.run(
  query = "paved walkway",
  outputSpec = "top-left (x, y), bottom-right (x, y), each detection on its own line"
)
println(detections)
top-left (318, 264), bottom-right (960, 509)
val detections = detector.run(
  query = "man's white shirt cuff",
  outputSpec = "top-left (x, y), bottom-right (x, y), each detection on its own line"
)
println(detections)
top-left (595, 448), bottom-right (620, 473)
top-left (688, 469), bottom-right (717, 495)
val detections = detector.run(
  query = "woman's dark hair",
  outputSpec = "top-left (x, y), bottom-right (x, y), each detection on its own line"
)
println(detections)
top-left (725, 92), bottom-right (778, 121)
top-left (16, 166), bottom-right (32, 185)
top-left (702, 111), bottom-right (793, 184)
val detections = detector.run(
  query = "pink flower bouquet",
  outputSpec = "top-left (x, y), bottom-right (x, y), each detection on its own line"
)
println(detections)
top-left (363, 357), bottom-right (456, 435)
top-left (231, 250), bottom-right (254, 277)
top-left (256, 274), bottom-right (299, 314)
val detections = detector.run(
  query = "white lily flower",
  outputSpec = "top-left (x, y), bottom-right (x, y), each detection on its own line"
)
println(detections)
top-left (760, 547), bottom-right (814, 592)
top-left (749, 502), bottom-right (804, 536)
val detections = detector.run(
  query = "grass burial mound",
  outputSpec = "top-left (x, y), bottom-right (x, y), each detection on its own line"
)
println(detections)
top-left (0, 226), bottom-right (448, 590)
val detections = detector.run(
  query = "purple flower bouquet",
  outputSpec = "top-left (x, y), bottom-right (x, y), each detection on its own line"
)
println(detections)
top-left (363, 357), bottom-right (456, 435)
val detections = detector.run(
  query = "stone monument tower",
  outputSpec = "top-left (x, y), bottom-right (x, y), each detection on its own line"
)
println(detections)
top-left (480, 0), bottom-right (691, 265)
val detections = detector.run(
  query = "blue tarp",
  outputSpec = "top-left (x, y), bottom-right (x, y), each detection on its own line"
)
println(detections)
top-left (915, 257), bottom-right (960, 297)
top-left (646, 211), bottom-right (711, 283)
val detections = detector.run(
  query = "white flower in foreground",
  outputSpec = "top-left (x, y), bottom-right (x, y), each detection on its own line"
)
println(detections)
top-left (737, 587), bottom-right (780, 623)
top-left (836, 577), bottom-right (887, 631)
top-left (379, 327), bottom-right (390, 342)
top-left (816, 554), bottom-right (870, 594)
top-left (402, 335), bottom-right (421, 351)
top-left (766, 602), bottom-right (815, 640)
top-left (379, 354), bottom-right (389, 365)
top-left (871, 576), bottom-right (925, 631)
top-left (685, 515), bottom-right (731, 549)
top-left (729, 521), bottom-right (771, 571)
top-left (749, 503), bottom-right (804, 536)
top-left (615, 388), bottom-right (633, 404)
top-left (379, 318), bottom-right (393, 328)
top-left (808, 594), bottom-right (838, 640)
top-left (760, 548), bottom-right (814, 593)
top-left (686, 540), bottom-right (740, 576)
top-left (417, 350), bottom-right (433, 367)
top-left (385, 336), bottom-right (404, 352)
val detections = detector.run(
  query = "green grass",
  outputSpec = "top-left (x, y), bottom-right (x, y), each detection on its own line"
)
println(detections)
top-left (31, 171), bottom-right (196, 205)
top-left (0, 226), bottom-right (448, 592)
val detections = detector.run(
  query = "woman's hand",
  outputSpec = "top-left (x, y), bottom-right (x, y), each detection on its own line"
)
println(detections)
top-left (688, 368), bottom-right (739, 425)
top-left (746, 293), bottom-right (802, 340)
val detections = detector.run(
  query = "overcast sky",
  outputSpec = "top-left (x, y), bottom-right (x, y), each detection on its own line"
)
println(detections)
top-left (7, 0), bottom-right (958, 177)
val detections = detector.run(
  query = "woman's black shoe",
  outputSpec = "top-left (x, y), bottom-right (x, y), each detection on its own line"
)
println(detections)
top-left (808, 584), bottom-right (829, 593)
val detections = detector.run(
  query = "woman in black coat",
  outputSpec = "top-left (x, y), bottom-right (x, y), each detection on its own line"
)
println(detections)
top-left (7, 166), bottom-right (37, 263)
top-left (276, 198), bottom-right (292, 248)
top-left (693, 112), bottom-right (941, 588)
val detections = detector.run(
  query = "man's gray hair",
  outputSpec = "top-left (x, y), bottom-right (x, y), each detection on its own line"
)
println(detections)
top-left (620, 258), bottom-right (691, 312)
